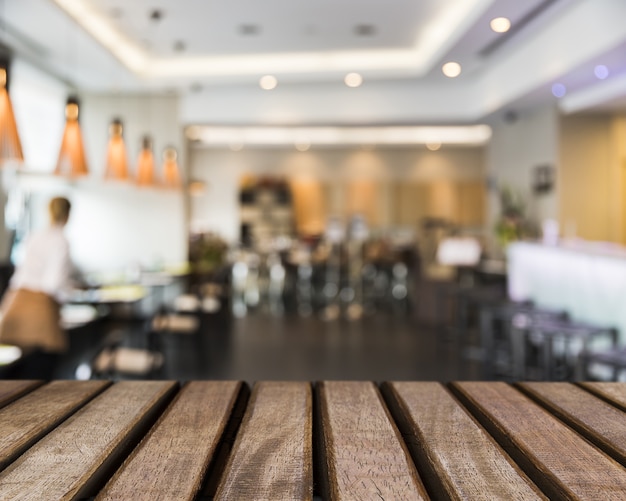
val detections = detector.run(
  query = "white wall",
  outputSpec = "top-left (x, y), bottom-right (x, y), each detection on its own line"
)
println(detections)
top-left (189, 145), bottom-right (485, 243)
top-left (485, 105), bottom-right (560, 248)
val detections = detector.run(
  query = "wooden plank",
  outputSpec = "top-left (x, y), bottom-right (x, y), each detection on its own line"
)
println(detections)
top-left (519, 382), bottom-right (626, 467)
top-left (98, 381), bottom-right (243, 501)
top-left (579, 382), bottom-right (626, 412)
top-left (0, 380), bottom-right (177, 500)
top-left (452, 381), bottom-right (626, 500)
top-left (318, 381), bottom-right (428, 501)
top-left (0, 380), bottom-right (109, 471)
top-left (215, 381), bottom-right (312, 501)
top-left (0, 380), bottom-right (43, 409)
top-left (382, 382), bottom-right (545, 500)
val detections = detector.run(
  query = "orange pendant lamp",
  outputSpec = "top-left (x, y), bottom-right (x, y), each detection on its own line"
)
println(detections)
top-left (136, 135), bottom-right (156, 186)
top-left (54, 96), bottom-right (88, 177)
top-left (162, 146), bottom-right (181, 188)
top-left (0, 67), bottom-right (24, 166)
top-left (104, 118), bottom-right (130, 180)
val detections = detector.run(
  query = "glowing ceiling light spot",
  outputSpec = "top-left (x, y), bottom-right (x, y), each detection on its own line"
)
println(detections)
top-left (442, 61), bottom-right (461, 78)
top-left (259, 75), bottom-right (278, 90)
top-left (426, 142), bottom-right (441, 151)
top-left (552, 83), bottom-right (567, 98)
top-left (344, 72), bottom-right (363, 88)
top-left (490, 17), bottom-right (511, 33)
top-left (594, 65), bottom-right (609, 80)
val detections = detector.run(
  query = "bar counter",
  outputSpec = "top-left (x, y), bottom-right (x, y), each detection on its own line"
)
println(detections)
top-left (1, 380), bottom-right (626, 499)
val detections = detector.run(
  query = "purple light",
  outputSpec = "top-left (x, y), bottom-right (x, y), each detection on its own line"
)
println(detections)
top-left (594, 65), bottom-right (609, 80)
top-left (551, 83), bottom-right (567, 98)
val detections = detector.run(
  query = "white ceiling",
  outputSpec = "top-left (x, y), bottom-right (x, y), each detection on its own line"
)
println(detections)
top-left (1, 0), bottom-right (626, 126)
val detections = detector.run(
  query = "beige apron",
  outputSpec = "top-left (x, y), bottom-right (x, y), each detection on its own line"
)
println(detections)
top-left (0, 289), bottom-right (67, 353)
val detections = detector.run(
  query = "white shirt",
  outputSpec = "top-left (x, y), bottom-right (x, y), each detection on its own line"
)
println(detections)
top-left (10, 225), bottom-right (72, 302)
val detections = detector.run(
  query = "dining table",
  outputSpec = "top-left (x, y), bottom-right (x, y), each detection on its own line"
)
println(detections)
top-left (0, 379), bottom-right (625, 499)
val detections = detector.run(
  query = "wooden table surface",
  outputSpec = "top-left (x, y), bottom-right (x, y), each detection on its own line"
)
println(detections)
top-left (1, 380), bottom-right (626, 500)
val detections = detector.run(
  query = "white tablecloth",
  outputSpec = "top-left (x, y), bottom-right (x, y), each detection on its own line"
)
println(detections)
top-left (508, 241), bottom-right (626, 345)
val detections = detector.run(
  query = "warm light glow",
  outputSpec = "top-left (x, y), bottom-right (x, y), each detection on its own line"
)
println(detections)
top-left (0, 68), bottom-right (24, 166)
top-left (426, 142), bottom-right (441, 151)
top-left (55, 98), bottom-right (89, 177)
top-left (259, 75), bottom-right (278, 90)
top-left (53, 0), bottom-right (488, 80)
top-left (162, 147), bottom-right (181, 188)
top-left (105, 119), bottom-right (130, 180)
top-left (191, 125), bottom-right (492, 147)
top-left (442, 61), bottom-right (462, 78)
top-left (136, 136), bottom-right (157, 186)
top-left (344, 72), bottom-right (363, 88)
top-left (188, 179), bottom-right (207, 197)
top-left (490, 17), bottom-right (511, 33)
top-left (295, 141), bottom-right (311, 152)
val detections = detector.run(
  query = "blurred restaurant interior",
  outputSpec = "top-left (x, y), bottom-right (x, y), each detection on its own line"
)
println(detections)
top-left (0, 0), bottom-right (625, 382)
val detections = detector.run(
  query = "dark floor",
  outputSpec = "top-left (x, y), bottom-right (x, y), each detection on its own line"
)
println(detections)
top-left (57, 304), bottom-right (484, 383)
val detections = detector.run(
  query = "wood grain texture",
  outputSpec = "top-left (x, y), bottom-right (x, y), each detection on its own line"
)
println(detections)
top-left (453, 381), bottom-right (626, 500)
top-left (215, 381), bottom-right (313, 501)
top-left (579, 382), bottom-right (626, 412)
top-left (0, 380), bottom-right (42, 409)
top-left (0, 380), bottom-right (177, 501)
top-left (520, 382), bottom-right (626, 467)
top-left (383, 381), bottom-right (545, 500)
top-left (318, 381), bottom-right (427, 501)
top-left (0, 380), bottom-right (109, 471)
top-left (98, 381), bottom-right (242, 501)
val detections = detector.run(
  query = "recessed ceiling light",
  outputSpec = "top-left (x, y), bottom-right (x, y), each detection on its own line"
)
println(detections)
top-left (442, 61), bottom-right (461, 78)
top-left (354, 24), bottom-right (376, 36)
top-left (551, 83), bottom-right (567, 98)
top-left (594, 65), bottom-right (609, 80)
top-left (344, 72), bottom-right (363, 88)
top-left (426, 142), bottom-right (441, 151)
top-left (490, 17), bottom-right (511, 33)
top-left (149, 9), bottom-right (163, 22)
top-left (259, 75), bottom-right (277, 90)
top-left (295, 141), bottom-right (311, 152)
top-left (240, 24), bottom-right (260, 36)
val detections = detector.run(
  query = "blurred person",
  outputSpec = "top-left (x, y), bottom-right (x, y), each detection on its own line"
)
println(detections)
top-left (0, 196), bottom-right (75, 379)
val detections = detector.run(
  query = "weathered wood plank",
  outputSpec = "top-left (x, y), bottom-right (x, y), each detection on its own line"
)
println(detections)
top-left (214, 381), bottom-right (312, 501)
top-left (318, 381), bottom-right (428, 501)
top-left (519, 382), bottom-right (626, 467)
top-left (97, 381), bottom-right (243, 501)
top-left (383, 381), bottom-right (545, 500)
top-left (0, 380), bottom-right (42, 409)
top-left (0, 380), bottom-right (177, 500)
top-left (579, 382), bottom-right (626, 412)
top-left (0, 380), bottom-right (109, 471)
top-left (452, 381), bottom-right (626, 500)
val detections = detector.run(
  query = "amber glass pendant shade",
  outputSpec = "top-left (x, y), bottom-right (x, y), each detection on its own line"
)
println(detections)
top-left (136, 135), bottom-right (156, 186)
top-left (55, 97), bottom-right (89, 177)
top-left (104, 118), bottom-right (130, 180)
top-left (0, 68), bottom-right (24, 165)
top-left (162, 146), bottom-right (181, 188)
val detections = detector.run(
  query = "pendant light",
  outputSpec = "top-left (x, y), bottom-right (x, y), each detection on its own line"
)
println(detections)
top-left (162, 146), bottom-right (181, 188)
top-left (0, 67), bottom-right (23, 166)
top-left (54, 96), bottom-right (88, 177)
top-left (104, 118), bottom-right (130, 180)
top-left (136, 135), bottom-right (156, 186)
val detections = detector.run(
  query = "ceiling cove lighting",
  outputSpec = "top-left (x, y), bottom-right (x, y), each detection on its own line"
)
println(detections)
top-left (189, 125), bottom-right (492, 147)
top-left (442, 62), bottom-right (462, 78)
top-left (104, 118), bottom-right (131, 180)
top-left (54, 96), bottom-right (88, 177)
top-left (490, 17), bottom-right (511, 33)
top-left (136, 135), bottom-right (156, 186)
top-left (53, 0), bottom-right (489, 80)
top-left (0, 68), bottom-right (23, 166)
